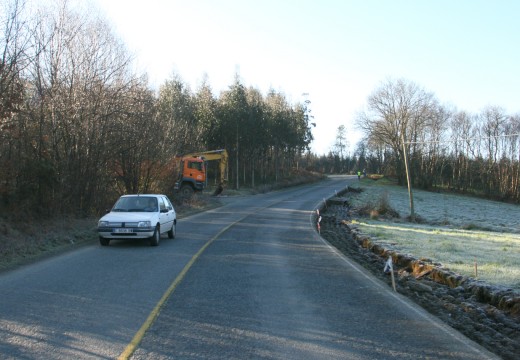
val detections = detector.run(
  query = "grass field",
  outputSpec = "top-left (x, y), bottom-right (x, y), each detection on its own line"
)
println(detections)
top-left (348, 179), bottom-right (520, 290)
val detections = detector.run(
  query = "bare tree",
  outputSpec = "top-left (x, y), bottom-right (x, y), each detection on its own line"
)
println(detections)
top-left (333, 125), bottom-right (348, 159)
top-left (0, 0), bottom-right (40, 209)
top-left (0, 0), bottom-right (146, 213)
top-left (356, 78), bottom-right (438, 185)
top-left (479, 106), bottom-right (508, 196)
top-left (0, 0), bottom-right (31, 121)
top-left (449, 111), bottom-right (475, 191)
top-left (415, 104), bottom-right (451, 189)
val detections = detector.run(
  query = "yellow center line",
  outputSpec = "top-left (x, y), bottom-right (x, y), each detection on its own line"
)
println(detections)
top-left (118, 221), bottom-right (235, 360)
top-left (119, 193), bottom-right (309, 359)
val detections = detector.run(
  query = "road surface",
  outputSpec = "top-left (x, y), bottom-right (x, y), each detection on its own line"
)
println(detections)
top-left (0, 176), bottom-right (497, 359)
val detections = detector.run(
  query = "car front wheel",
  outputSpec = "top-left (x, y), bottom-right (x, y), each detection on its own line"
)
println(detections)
top-left (150, 226), bottom-right (160, 246)
top-left (99, 237), bottom-right (110, 246)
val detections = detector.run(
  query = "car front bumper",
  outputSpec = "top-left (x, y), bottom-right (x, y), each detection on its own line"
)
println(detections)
top-left (97, 227), bottom-right (154, 239)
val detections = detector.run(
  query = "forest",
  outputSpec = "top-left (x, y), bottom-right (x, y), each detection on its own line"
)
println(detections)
top-left (350, 78), bottom-right (520, 203)
top-left (2, 0), bottom-right (520, 219)
top-left (0, 1), bottom-right (316, 216)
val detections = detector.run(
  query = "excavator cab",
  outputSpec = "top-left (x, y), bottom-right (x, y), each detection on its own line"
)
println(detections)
top-left (174, 157), bottom-right (206, 196)
top-left (174, 149), bottom-right (228, 197)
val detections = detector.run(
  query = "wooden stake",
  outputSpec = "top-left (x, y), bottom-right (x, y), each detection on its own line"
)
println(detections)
top-left (384, 257), bottom-right (397, 292)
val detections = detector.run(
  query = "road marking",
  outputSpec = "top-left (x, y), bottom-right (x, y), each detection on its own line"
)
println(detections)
top-left (118, 221), bottom-right (235, 360)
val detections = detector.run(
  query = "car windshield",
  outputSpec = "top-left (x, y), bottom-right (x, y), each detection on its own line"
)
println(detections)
top-left (112, 196), bottom-right (157, 212)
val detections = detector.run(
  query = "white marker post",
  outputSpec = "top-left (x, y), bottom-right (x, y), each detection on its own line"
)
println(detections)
top-left (316, 209), bottom-right (322, 234)
top-left (384, 256), bottom-right (397, 292)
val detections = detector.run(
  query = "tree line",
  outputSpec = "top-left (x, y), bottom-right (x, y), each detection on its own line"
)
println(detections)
top-left (0, 0), bottom-right (313, 216)
top-left (352, 78), bottom-right (520, 203)
top-left (5, 1), bottom-right (514, 218)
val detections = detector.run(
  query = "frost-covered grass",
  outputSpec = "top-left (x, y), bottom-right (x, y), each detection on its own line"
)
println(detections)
top-left (349, 179), bottom-right (520, 290)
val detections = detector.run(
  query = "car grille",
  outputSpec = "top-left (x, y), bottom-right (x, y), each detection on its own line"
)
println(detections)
top-left (107, 222), bottom-right (140, 227)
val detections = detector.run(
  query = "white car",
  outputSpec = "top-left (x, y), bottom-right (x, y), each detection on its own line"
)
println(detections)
top-left (97, 194), bottom-right (176, 246)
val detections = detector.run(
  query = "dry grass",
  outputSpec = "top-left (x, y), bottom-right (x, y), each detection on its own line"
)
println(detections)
top-left (350, 179), bottom-right (520, 290)
top-left (0, 217), bottom-right (98, 272)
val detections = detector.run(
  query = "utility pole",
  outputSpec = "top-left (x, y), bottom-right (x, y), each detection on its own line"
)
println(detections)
top-left (401, 131), bottom-right (415, 222)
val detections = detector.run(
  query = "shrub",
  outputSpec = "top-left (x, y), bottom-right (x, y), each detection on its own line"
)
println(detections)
top-left (355, 191), bottom-right (400, 220)
top-left (377, 191), bottom-right (400, 218)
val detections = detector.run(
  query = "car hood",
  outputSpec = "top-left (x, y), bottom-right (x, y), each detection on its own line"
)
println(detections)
top-left (99, 212), bottom-right (158, 222)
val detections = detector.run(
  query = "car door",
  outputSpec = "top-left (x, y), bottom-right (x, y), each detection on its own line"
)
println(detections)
top-left (163, 196), bottom-right (175, 218)
top-left (158, 196), bottom-right (173, 232)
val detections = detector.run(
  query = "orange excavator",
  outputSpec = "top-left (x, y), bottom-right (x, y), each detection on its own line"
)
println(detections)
top-left (174, 149), bottom-right (228, 197)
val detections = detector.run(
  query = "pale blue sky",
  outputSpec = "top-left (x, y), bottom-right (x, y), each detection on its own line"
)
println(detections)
top-left (91, 0), bottom-right (520, 154)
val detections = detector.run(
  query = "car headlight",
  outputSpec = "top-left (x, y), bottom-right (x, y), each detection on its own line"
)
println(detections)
top-left (138, 221), bottom-right (151, 228)
top-left (98, 221), bottom-right (109, 227)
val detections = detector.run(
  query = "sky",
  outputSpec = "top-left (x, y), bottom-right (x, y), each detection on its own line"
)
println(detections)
top-left (89, 0), bottom-right (520, 155)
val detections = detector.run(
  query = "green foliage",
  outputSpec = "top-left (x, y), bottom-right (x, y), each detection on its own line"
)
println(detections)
top-left (0, 4), bottom-right (316, 217)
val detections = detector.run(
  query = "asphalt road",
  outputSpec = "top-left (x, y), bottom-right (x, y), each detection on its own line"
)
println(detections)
top-left (0, 176), bottom-right (498, 359)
